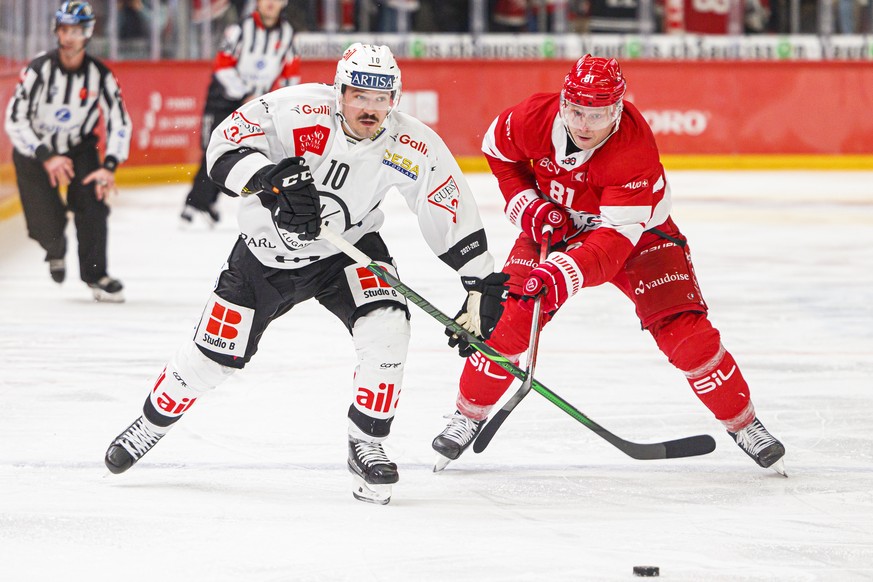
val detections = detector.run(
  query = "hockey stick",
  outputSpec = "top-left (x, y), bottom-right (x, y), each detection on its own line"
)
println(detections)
top-left (472, 227), bottom-right (553, 454)
top-left (319, 226), bottom-right (716, 460)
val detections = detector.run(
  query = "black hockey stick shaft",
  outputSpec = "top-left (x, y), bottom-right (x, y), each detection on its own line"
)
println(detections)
top-left (319, 227), bottom-right (716, 460)
top-left (473, 227), bottom-right (553, 454)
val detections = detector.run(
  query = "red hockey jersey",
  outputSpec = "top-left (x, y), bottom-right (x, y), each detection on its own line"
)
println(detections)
top-left (481, 92), bottom-right (671, 288)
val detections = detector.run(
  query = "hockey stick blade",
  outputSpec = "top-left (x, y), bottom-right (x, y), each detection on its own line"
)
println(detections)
top-left (472, 402), bottom-right (519, 453)
top-left (319, 226), bottom-right (717, 461)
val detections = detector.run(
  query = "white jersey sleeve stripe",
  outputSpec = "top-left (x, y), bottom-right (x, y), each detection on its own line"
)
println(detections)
top-left (481, 116), bottom-right (514, 162)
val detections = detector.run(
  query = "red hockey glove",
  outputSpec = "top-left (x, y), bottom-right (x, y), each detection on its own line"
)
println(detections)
top-left (520, 252), bottom-right (584, 314)
top-left (505, 189), bottom-right (571, 244)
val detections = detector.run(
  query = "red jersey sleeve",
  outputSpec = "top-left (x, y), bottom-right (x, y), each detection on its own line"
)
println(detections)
top-left (481, 94), bottom-right (557, 204)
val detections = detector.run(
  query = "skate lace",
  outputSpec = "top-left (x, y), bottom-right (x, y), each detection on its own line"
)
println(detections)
top-left (121, 419), bottom-right (163, 458)
top-left (734, 420), bottom-right (776, 456)
top-left (354, 441), bottom-right (391, 467)
top-left (441, 413), bottom-right (480, 445)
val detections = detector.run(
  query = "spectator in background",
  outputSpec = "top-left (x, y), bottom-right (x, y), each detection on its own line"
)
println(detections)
top-left (375, 0), bottom-right (420, 32)
top-left (836, 0), bottom-right (859, 33)
top-left (119, 0), bottom-right (148, 38)
top-left (491, 0), bottom-right (529, 31)
top-left (180, 0), bottom-right (301, 227)
top-left (584, 0), bottom-right (641, 33)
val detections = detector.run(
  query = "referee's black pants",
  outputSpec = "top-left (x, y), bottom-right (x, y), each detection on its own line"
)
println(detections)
top-left (13, 144), bottom-right (110, 284)
top-left (184, 97), bottom-right (240, 212)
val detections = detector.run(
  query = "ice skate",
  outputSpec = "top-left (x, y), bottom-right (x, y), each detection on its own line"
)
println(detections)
top-left (48, 259), bottom-right (65, 283)
top-left (728, 417), bottom-right (787, 476)
top-left (105, 416), bottom-right (168, 474)
top-left (432, 411), bottom-right (484, 472)
top-left (347, 437), bottom-right (398, 505)
top-left (180, 203), bottom-right (219, 229)
top-left (88, 275), bottom-right (124, 302)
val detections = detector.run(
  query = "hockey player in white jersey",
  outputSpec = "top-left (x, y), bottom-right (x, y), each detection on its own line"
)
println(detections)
top-left (104, 44), bottom-right (509, 504)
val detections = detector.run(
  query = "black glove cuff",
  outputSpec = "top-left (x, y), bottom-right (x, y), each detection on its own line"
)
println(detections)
top-left (247, 164), bottom-right (277, 194)
top-left (460, 276), bottom-right (483, 292)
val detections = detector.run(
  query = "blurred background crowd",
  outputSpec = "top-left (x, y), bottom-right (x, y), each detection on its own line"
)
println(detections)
top-left (1, 0), bottom-right (871, 65)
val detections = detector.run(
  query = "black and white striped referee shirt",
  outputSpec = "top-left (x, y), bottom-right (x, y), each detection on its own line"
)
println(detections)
top-left (4, 50), bottom-right (131, 169)
top-left (212, 11), bottom-right (299, 102)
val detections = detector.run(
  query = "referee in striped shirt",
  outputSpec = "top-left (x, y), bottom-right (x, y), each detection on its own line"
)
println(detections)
top-left (4, 1), bottom-right (131, 302)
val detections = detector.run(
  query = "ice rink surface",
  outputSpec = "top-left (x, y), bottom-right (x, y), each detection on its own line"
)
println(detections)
top-left (1, 171), bottom-right (872, 581)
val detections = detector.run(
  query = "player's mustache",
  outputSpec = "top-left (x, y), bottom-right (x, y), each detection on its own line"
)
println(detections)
top-left (357, 114), bottom-right (379, 122)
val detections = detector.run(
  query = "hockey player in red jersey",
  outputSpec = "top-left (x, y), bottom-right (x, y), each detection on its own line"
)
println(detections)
top-left (432, 54), bottom-right (786, 475)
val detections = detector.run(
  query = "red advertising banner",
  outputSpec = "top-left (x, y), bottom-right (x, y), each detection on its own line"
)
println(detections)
top-left (2, 59), bottom-right (873, 205)
top-left (107, 59), bottom-right (873, 167)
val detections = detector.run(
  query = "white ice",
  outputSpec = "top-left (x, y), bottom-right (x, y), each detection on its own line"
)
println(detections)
top-left (1, 171), bottom-right (872, 582)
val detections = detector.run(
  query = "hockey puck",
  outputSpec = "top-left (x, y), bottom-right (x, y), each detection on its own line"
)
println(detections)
top-left (633, 566), bottom-right (659, 577)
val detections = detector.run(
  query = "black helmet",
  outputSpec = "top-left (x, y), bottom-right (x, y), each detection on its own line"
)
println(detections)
top-left (55, 1), bottom-right (96, 39)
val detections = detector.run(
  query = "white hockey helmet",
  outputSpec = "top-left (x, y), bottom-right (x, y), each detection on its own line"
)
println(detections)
top-left (334, 43), bottom-right (402, 113)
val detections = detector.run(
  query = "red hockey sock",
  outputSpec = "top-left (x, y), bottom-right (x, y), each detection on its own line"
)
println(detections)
top-left (684, 348), bottom-right (751, 425)
top-left (457, 351), bottom-right (516, 420)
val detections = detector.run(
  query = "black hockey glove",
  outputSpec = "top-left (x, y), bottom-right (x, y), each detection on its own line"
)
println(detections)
top-left (252, 157), bottom-right (321, 241)
top-left (445, 272), bottom-right (510, 357)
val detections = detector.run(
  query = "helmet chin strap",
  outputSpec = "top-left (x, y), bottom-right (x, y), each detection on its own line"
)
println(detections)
top-left (338, 111), bottom-right (366, 140)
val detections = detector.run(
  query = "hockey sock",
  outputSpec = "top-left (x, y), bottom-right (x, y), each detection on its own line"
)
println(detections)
top-left (683, 347), bottom-right (752, 424)
top-left (144, 342), bottom-right (235, 427)
top-left (348, 307), bottom-right (410, 438)
top-left (457, 350), bottom-right (518, 420)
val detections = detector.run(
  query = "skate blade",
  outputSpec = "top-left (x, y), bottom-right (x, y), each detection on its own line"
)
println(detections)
top-left (770, 458), bottom-right (788, 477)
top-left (351, 475), bottom-right (391, 505)
top-left (433, 454), bottom-right (452, 473)
top-left (91, 289), bottom-right (125, 303)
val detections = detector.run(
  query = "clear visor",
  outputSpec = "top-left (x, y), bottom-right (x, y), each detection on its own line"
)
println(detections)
top-left (560, 99), bottom-right (620, 131)
top-left (341, 88), bottom-right (396, 112)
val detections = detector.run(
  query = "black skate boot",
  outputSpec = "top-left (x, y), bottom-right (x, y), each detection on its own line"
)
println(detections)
top-left (88, 276), bottom-right (124, 303)
top-left (105, 416), bottom-right (167, 474)
top-left (347, 437), bottom-right (399, 505)
top-left (48, 259), bottom-right (65, 283)
top-left (180, 203), bottom-right (219, 229)
top-left (728, 417), bottom-right (786, 476)
top-left (432, 411), bottom-right (484, 472)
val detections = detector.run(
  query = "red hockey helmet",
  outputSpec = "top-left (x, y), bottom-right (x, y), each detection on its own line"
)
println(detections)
top-left (562, 55), bottom-right (626, 108)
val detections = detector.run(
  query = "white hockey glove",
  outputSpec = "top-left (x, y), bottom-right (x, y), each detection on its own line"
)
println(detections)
top-left (446, 272), bottom-right (510, 357)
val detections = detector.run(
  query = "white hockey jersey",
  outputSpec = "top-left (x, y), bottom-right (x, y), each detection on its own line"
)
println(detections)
top-left (206, 83), bottom-right (495, 279)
